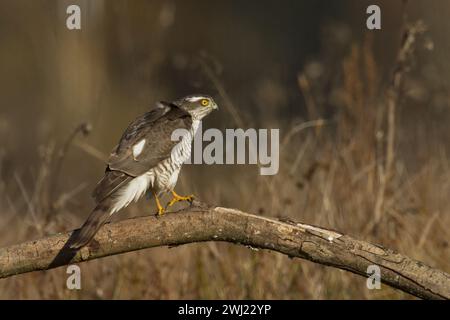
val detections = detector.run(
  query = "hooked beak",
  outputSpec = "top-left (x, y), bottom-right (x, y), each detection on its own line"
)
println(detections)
top-left (212, 103), bottom-right (219, 110)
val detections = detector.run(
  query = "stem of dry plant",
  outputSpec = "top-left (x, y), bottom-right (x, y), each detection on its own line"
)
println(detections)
top-left (372, 20), bottom-right (427, 231)
top-left (50, 122), bottom-right (92, 212)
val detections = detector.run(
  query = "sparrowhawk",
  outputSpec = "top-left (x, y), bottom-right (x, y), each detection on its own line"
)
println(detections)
top-left (70, 95), bottom-right (218, 248)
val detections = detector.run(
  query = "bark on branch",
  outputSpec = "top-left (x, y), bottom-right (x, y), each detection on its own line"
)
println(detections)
top-left (0, 201), bottom-right (449, 299)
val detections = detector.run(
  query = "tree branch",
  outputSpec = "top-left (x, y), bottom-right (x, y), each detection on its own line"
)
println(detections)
top-left (0, 201), bottom-right (449, 299)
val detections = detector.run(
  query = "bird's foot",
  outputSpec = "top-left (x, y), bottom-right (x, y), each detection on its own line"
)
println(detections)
top-left (166, 191), bottom-right (195, 208)
top-left (155, 205), bottom-right (165, 217)
top-left (154, 193), bottom-right (165, 217)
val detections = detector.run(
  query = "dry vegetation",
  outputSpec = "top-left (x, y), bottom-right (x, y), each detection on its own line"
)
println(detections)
top-left (0, 4), bottom-right (449, 299)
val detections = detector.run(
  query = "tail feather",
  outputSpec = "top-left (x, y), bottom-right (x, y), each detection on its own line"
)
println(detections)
top-left (69, 200), bottom-right (112, 249)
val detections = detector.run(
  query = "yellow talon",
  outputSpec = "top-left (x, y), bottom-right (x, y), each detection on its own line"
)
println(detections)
top-left (166, 190), bottom-right (194, 208)
top-left (154, 193), bottom-right (165, 216)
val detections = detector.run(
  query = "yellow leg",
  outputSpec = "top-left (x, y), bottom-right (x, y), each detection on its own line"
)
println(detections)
top-left (154, 193), bottom-right (165, 216)
top-left (166, 190), bottom-right (194, 208)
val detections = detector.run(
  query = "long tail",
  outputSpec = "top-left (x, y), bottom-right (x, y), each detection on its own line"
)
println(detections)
top-left (69, 199), bottom-right (113, 249)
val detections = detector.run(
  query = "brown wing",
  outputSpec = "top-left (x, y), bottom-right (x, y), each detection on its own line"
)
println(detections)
top-left (91, 102), bottom-right (192, 203)
top-left (91, 170), bottom-right (132, 204)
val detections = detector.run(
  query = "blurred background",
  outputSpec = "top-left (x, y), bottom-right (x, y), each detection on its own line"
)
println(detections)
top-left (0, 0), bottom-right (449, 299)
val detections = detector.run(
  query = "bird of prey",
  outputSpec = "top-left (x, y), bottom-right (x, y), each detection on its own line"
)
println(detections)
top-left (70, 95), bottom-right (218, 249)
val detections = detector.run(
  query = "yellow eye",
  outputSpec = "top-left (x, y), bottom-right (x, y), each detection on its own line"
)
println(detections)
top-left (200, 99), bottom-right (209, 106)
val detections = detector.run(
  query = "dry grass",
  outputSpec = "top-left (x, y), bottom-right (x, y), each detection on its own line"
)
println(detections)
top-left (1, 22), bottom-right (449, 299)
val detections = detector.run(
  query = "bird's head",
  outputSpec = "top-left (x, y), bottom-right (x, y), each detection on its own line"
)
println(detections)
top-left (175, 94), bottom-right (218, 120)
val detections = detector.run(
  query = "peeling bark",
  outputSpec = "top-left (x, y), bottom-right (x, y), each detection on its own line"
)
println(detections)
top-left (0, 201), bottom-right (449, 299)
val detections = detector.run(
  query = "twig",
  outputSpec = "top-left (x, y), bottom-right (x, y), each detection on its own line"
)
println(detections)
top-left (417, 211), bottom-right (440, 250)
top-left (298, 74), bottom-right (319, 120)
top-left (197, 57), bottom-right (246, 128)
top-left (372, 20), bottom-right (427, 228)
top-left (73, 141), bottom-right (107, 163)
top-left (282, 119), bottom-right (327, 147)
top-left (13, 172), bottom-right (41, 233)
top-left (50, 122), bottom-right (92, 208)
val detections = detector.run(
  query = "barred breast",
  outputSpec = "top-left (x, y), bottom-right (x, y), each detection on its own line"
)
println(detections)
top-left (151, 120), bottom-right (200, 194)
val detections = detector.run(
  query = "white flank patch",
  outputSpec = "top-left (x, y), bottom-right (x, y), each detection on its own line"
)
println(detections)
top-left (110, 172), bottom-right (153, 214)
top-left (186, 96), bottom-right (207, 102)
top-left (132, 139), bottom-right (146, 159)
